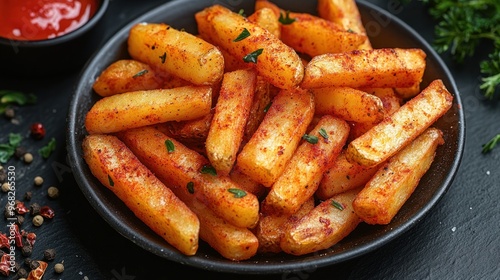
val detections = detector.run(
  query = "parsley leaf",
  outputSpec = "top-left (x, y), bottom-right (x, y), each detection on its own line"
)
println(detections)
top-left (39, 138), bottom-right (56, 159)
top-left (243, 48), bottom-right (263, 63)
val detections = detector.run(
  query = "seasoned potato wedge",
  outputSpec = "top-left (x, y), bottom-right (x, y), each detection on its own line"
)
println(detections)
top-left (128, 23), bottom-right (224, 85)
top-left (236, 87), bottom-right (315, 187)
top-left (346, 79), bottom-right (453, 167)
top-left (353, 128), bottom-right (444, 225)
top-left (82, 134), bottom-right (199, 256)
top-left (85, 86), bottom-right (212, 134)
top-left (92, 59), bottom-right (163, 97)
top-left (301, 48), bottom-right (426, 89)
top-left (117, 126), bottom-right (260, 229)
top-left (206, 69), bottom-right (257, 175)
top-left (280, 188), bottom-right (362, 255)
top-left (195, 5), bottom-right (304, 89)
top-left (248, 7), bottom-right (281, 39)
top-left (312, 87), bottom-right (385, 124)
top-left (262, 116), bottom-right (350, 215)
top-left (243, 76), bottom-right (277, 143)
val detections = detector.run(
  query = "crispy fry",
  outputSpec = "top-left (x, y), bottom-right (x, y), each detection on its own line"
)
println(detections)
top-left (206, 69), bottom-right (257, 175)
top-left (85, 86), bottom-right (212, 134)
top-left (128, 23), bottom-right (224, 85)
top-left (353, 128), bottom-right (445, 225)
top-left (301, 48), bottom-right (426, 89)
top-left (280, 188), bottom-right (362, 255)
top-left (346, 79), bottom-right (453, 167)
top-left (195, 5), bottom-right (304, 89)
top-left (82, 134), bottom-right (199, 255)
top-left (117, 126), bottom-right (260, 229)
top-left (236, 87), bottom-right (315, 187)
top-left (244, 76), bottom-right (277, 143)
top-left (248, 7), bottom-right (281, 38)
top-left (262, 116), bottom-right (350, 215)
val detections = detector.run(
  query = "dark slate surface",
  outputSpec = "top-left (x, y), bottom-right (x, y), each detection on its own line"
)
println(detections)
top-left (0, 0), bottom-right (498, 279)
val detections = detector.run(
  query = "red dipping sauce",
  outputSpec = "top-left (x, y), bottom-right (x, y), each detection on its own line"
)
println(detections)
top-left (0, 0), bottom-right (98, 41)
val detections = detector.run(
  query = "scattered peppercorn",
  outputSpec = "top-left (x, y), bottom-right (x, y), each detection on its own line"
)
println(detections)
top-left (0, 166), bottom-right (6, 183)
top-left (30, 203), bottom-right (41, 215)
top-left (1, 182), bottom-right (10, 192)
top-left (24, 191), bottom-right (32, 201)
top-left (30, 123), bottom-right (46, 140)
top-left (16, 215), bottom-right (24, 226)
top-left (32, 215), bottom-right (44, 227)
top-left (4, 107), bottom-right (15, 119)
top-left (21, 245), bottom-right (33, 257)
top-left (16, 267), bottom-right (28, 278)
top-left (14, 146), bottom-right (27, 158)
top-left (27, 259), bottom-right (40, 270)
top-left (43, 249), bottom-right (56, 261)
top-left (47, 186), bottom-right (59, 199)
top-left (33, 176), bottom-right (44, 186)
top-left (23, 152), bottom-right (33, 163)
top-left (54, 262), bottom-right (64, 274)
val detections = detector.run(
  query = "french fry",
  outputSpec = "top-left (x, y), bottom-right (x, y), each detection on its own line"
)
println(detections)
top-left (316, 150), bottom-right (381, 200)
top-left (195, 5), bottom-right (304, 89)
top-left (236, 87), bottom-right (315, 187)
top-left (317, 0), bottom-right (372, 49)
top-left (353, 127), bottom-right (445, 225)
top-left (92, 59), bottom-right (163, 97)
top-left (280, 188), bottom-right (362, 256)
top-left (229, 166), bottom-right (267, 198)
top-left (254, 0), bottom-right (281, 16)
top-left (394, 82), bottom-right (422, 100)
top-left (117, 126), bottom-right (260, 229)
top-left (346, 79), bottom-right (453, 167)
top-left (244, 76), bottom-right (277, 143)
top-left (82, 134), bottom-right (199, 256)
top-left (206, 69), bottom-right (257, 175)
top-left (262, 116), bottom-right (350, 215)
top-left (312, 87), bottom-right (385, 124)
top-left (280, 12), bottom-right (367, 57)
top-left (85, 86), bottom-right (212, 134)
top-left (159, 109), bottom-right (214, 143)
top-left (248, 7), bottom-right (281, 39)
top-left (301, 48), bottom-right (426, 89)
top-left (128, 23), bottom-right (224, 85)
top-left (254, 197), bottom-right (314, 253)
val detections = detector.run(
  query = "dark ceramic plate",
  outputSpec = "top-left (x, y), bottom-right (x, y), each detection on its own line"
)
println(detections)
top-left (67, 0), bottom-right (465, 274)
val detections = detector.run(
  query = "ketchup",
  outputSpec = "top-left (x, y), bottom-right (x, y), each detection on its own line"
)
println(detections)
top-left (0, 0), bottom-right (98, 41)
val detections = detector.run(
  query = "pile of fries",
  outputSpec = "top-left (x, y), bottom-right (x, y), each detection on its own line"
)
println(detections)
top-left (82, 0), bottom-right (453, 260)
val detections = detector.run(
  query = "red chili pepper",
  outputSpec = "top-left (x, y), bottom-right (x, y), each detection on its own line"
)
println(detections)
top-left (27, 260), bottom-right (48, 280)
top-left (30, 122), bottom-right (46, 139)
top-left (26, 232), bottom-right (37, 247)
top-left (13, 224), bottom-right (23, 248)
top-left (0, 254), bottom-right (10, 276)
top-left (0, 233), bottom-right (9, 249)
top-left (15, 201), bottom-right (30, 215)
top-left (40, 206), bottom-right (55, 219)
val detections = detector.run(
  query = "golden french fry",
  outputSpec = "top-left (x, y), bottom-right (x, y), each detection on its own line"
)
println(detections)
top-left (117, 126), bottom-right (260, 229)
top-left (312, 87), bottom-right (385, 124)
top-left (254, 0), bottom-right (281, 16)
top-left (353, 127), bottom-right (445, 225)
top-left (85, 86), bottom-right (212, 134)
top-left (394, 82), bottom-right (422, 100)
top-left (236, 87), bottom-right (315, 187)
top-left (206, 69), bottom-right (257, 175)
top-left (301, 48), bottom-right (426, 89)
top-left (82, 134), bottom-right (199, 256)
top-left (229, 165), bottom-right (267, 198)
top-left (346, 79), bottom-right (453, 167)
top-left (92, 59), bottom-right (163, 97)
top-left (128, 23), bottom-right (224, 85)
top-left (244, 76), bottom-right (277, 143)
top-left (280, 188), bottom-right (362, 255)
top-left (280, 12), bottom-right (367, 57)
top-left (262, 115), bottom-right (350, 215)
top-left (159, 109), bottom-right (214, 143)
top-left (316, 150), bottom-right (381, 200)
top-left (195, 5), bottom-right (304, 89)
top-left (248, 7), bottom-right (281, 39)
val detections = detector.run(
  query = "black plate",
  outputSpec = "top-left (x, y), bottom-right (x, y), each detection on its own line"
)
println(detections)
top-left (67, 0), bottom-right (465, 274)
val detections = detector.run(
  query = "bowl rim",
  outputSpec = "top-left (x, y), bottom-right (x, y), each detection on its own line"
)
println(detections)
top-left (67, 0), bottom-right (465, 274)
top-left (0, 0), bottom-right (109, 47)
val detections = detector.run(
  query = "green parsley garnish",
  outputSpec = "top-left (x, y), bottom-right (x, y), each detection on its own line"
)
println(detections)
top-left (159, 52), bottom-right (167, 64)
top-left (482, 134), bottom-right (500, 154)
top-left (108, 175), bottom-right (115, 187)
top-left (233, 28), bottom-right (251, 42)
top-left (319, 128), bottom-right (328, 139)
top-left (263, 102), bottom-right (272, 113)
top-left (38, 138), bottom-right (56, 159)
top-left (187, 182), bottom-right (195, 194)
top-left (133, 69), bottom-right (148, 78)
top-left (302, 134), bottom-right (318, 144)
top-left (228, 188), bottom-right (247, 198)
top-left (165, 139), bottom-right (175, 153)
top-left (279, 10), bottom-right (296, 25)
top-left (243, 48), bottom-right (263, 64)
top-left (200, 165), bottom-right (217, 176)
top-left (331, 200), bottom-right (344, 211)
top-left (238, 9), bottom-right (246, 16)
top-left (0, 90), bottom-right (37, 114)
top-left (0, 133), bottom-right (23, 163)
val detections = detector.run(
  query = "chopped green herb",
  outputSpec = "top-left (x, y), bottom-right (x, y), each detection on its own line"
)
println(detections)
top-left (319, 128), bottom-right (328, 139)
top-left (331, 200), bottom-right (344, 211)
top-left (243, 48), bottom-right (263, 64)
top-left (482, 134), bottom-right (500, 154)
top-left (159, 52), bottom-right (167, 64)
top-left (38, 138), bottom-right (56, 159)
top-left (228, 188), bottom-right (247, 198)
top-left (279, 10), bottom-right (296, 25)
top-left (238, 9), bottom-right (246, 16)
top-left (302, 134), bottom-right (318, 144)
top-left (187, 182), bottom-right (195, 194)
top-left (0, 90), bottom-right (37, 114)
top-left (133, 69), bottom-right (148, 78)
top-left (233, 28), bottom-right (251, 42)
top-left (108, 175), bottom-right (114, 187)
top-left (263, 102), bottom-right (272, 113)
top-left (200, 165), bottom-right (217, 176)
top-left (0, 133), bottom-right (23, 163)
top-left (165, 139), bottom-right (175, 153)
